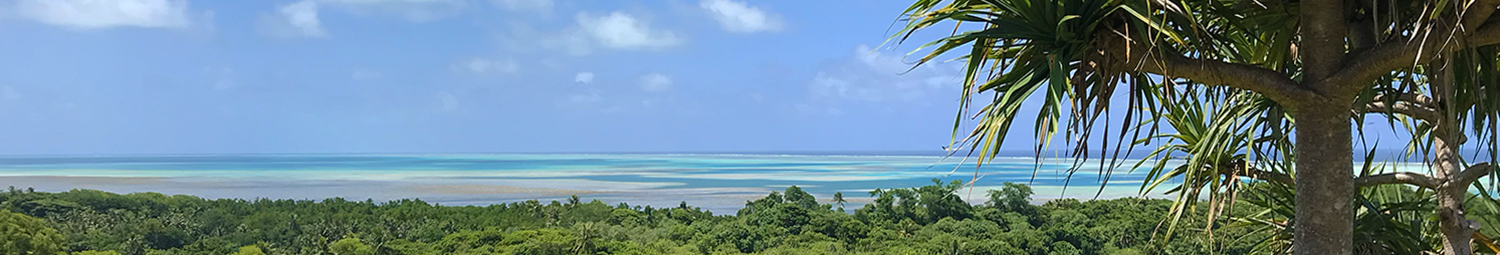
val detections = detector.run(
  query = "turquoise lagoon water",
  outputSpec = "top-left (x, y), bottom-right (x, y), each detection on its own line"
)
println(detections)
top-left (0, 154), bottom-right (1169, 214)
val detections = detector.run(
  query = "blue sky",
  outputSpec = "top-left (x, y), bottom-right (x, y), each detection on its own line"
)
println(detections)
top-left (0, 0), bottom-right (998, 154)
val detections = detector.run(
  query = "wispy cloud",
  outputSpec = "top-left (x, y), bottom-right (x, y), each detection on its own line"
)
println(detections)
top-left (808, 44), bottom-right (958, 103)
top-left (260, 0), bottom-right (328, 38)
top-left (14, 0), bottom-right (192, 29)
top-left (319, 0), bottom-right (468, 22)
top-left (575, 72), bottom-right (595, 84)
top-left (259, 0), bottom-right (469, 38)
top-left (492, 0), bottom-right (551, 13)
top-left (438, 92), bottom-right (460, 111)
top-left (639, 73), bottom-right (672, 92)
top-left (456, 58), bottom-right (519, 75)
top-left (568, 88), bottom-right (602, 105)
top-left (699, 0), bottom-right (782, 33)
top-left (575, 12), bottom-right (682, 50)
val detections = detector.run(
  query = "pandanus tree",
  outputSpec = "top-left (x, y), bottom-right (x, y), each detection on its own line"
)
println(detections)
top-left (1348, 51), bottom-right (1500, 254)
top-left (1143, 33), bottom-right (1500, 255)
top-left (1135, 88), bottom-right (1456, 254)
top-left (891, 0), bottom-right (1500, 254)
top-left (1133, 88), bottom-right (1291, 235)
top-left (1137, 37), bottom-right (1500, 255)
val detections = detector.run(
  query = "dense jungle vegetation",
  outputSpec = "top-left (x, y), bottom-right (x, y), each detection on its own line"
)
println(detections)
top-left (6, 179), bottom-right (1481, 255)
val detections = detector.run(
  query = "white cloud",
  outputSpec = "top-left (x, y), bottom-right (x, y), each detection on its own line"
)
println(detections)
top-left (810, 74), bottom-right (853, 98)
top-left (574, 72), bottom-right (595, 83)
top-left (809, 44), bottom-right (958, 103)
top-left (639, 73), bottom-right (672, 92)
top-left (493, 0), bottom-right (551, 12)
top-left (457, 58), bottom-right (519, 74)
top-left (438, 92), bottom-right (460, 111)
top-left (261, 0), bottom-right (327, 38)
top-left (320, 0), bottom-right (467, 22)
top-left (259, 0), bottom-right (468, 37)
top-left (699, 0), bottom-right (782, 33)
top-left (575, 12), bottom-right (682, 50)
top-left (14, 0), bottom-right (191, 29)
top-left (568, 89), bottom-right (602, 105)
top-left (323, 0), bottom-right (458, 3)
top-left (515, 11), bottom-right (682, 56)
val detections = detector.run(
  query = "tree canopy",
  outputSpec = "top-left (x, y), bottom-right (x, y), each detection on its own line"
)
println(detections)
top-left (1, 209), bottom-right (65, 255)
top-left (0, 184), bottom-right (1284, 255)
top-left (890, 0), bottom-right (1500, 254)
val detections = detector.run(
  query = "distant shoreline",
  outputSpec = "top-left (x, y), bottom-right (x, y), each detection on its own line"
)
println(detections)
top-left (0, 153), bottom-right (1440, 214)
top-left (0, 148), bottom-right (1444, 161)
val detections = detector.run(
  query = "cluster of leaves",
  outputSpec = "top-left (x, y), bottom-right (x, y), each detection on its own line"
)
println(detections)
top-left (889, 0), bottom-right (1500, 253)
top-left (0, 182), bottom-right (1273, 255)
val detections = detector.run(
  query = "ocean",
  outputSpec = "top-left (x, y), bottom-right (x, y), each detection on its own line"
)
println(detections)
top-left (0, 153), bottom-right (1166, 214)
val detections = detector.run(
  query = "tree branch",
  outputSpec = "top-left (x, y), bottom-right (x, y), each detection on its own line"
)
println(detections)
top-left (1457, 162), bottom-right (1495, 186)
top-left (1372, 93), bottom-right (1437, 108)
top-left (1328, 12), bottom-right (1500, 96)
top-left (1207, 159), bottom-right (1292, 185)
top-left (1356, 172), bottom-right (1439, 189)
top-left (1462, 0), bottom-right (1500, 31)
top-left (1222, 165), bottom-right (1294, 185)
top-left (1127, 51), bottom-right (1311, 105)
top-left (1361, 101), bottom-right (1444, 122)
top-left (1091, 27), bottom-right (1310, 105)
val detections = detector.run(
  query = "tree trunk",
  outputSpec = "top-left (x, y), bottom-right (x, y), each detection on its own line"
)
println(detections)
top-left (1293, 100), bottom-right (1355, 255)
top-left (1432, 57), bottom-right (1475, 255)
top-left (1436, 135), bottom-right (1475, 255)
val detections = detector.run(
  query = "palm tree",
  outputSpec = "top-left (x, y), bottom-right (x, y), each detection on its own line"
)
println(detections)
top-left (832, 192), bottom-right (847, 212)
top-left (572, 222), bottom-right (604, 254)
top-left (890, 0), bottom-right (1500, 254)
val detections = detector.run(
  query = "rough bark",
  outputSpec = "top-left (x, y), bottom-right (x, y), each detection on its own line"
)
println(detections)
top-left (1300, 0), bottom-right (1346, 86)
top-left (1295, 1), bottom-right (1353, 254)
top-left (1100, 4), bottom-right (1500, 254)
top-left (1292, 99), bottom-right (1356, 255)
top-left (1211, 159), bottom-right (1296, 185)
top-left (1362, 101), bottom-right (1444, 123)
top-left (1431, 57), bottom-right (1477, 255)
top-left (1354, 171), bottom-right (1439, 188)
top-left (1459, 163), bottom-right (1496, 185)
top-left (1100, 30), bottom-right (1311, 105)
top-left (1436, 135), bottom-right (1475, 255)
top-left (1328, 17), bottom-right (1500, 96)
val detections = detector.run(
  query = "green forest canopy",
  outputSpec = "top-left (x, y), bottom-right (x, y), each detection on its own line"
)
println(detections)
top-left (0, 181), bottom-right (1262, 255)
top-left (5, 180), bottom-right (1498, 255)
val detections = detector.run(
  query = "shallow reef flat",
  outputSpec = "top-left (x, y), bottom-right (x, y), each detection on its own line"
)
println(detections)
top-left (0, 154), bottom-right (1204, 213)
